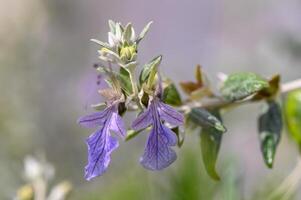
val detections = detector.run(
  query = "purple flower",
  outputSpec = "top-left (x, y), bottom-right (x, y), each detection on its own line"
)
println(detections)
top-left (78, 104), bottom-right (126, 180)
top-left (132, 98), bottom-right (184, 170)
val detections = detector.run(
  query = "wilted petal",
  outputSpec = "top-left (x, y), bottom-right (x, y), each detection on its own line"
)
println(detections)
top-left (85, 127), bottom-right (119, 181)
top-left (140, 124), bottom-right (177, 170)
top-left (132, 109), bottom-right (153, 131)
top-left (158, 101), bottom-right (184, 126)
top-left (110, 112), bottom-right (126, 139)
top-left (77, 107), bottom-right (111, 128)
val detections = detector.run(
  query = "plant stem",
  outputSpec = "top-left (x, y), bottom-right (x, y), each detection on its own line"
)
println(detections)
top-left (180, 78), bottom-right (301, 112)
top-left (281, 78), bottom-right (301, 93)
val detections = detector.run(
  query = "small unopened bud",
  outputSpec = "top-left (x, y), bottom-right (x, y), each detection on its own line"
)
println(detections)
top-left (119, 45), bottom-right (137, 62)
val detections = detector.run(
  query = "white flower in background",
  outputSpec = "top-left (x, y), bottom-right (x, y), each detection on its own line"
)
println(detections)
top-left (16, 155), bottom-right (72, 200)
top-left (24, 155), bottom-right (54, 182)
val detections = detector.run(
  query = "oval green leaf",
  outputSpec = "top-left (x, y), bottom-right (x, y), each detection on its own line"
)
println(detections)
top-left (188, 108), bottom-right (226, 133)
top-left (163, 83), bottom-right (182, 106)
top-left (284, 89), bottom-right (301, 151)
top-left (258, 101), bottom-right (282, 168)
top-left (200, 110), bottom-right (223, 181)
top-left (221, 72), bottom-right (268, 101)
top-left (139, 55), bottom-right (162, 85)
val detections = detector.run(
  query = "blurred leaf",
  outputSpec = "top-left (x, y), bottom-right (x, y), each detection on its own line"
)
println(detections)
top-left (184, 115), bottom-right (200, 134)
top-left (180, 81), bottom-right (202, 95)
top-left (172, 127), bottom-right (184, 147)
top-left (200, 110), bottom-right (223, 181)
top-left (139, 55), bottom-right (162, 86)
top-left (126, 129), bottom-right (143, 141)
top-left (163, 83), bottom-right (182, 106)
top-left (190, 87), bottom-right (212, 100)
top-left (136, 21), bottom-right (153, 43)
top-left (188, 108), bottom-right (227, 133)
top-left (140, 91), bottom-right (149, 107)
top-left (221, 72), bottom-right (268, 101)
top-left (195, 64), bottom-right (203, 83)
top-left (180, 65), bottom-right (205, 95)
top-left (258, 101), bottom-right (282, 168)
top-left (284, 89), bottom-right (301, 151)
top-left (252, 74), bottom-right (280, 101)
top-left (167, 150), bottom-right (216, 200)
top-left (118, 67), bottom-right (133, 95)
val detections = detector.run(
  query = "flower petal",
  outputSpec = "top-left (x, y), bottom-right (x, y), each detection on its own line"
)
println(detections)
top-left (140, 124), bottom-right (177, 170)
top-left (77, 107), bottom-right (111, 128)
top-left (110, 112), bottom-right (126, 139)
top-left (158, 101), bottom-right (184, 126)
top-left (132, 109), bottom-right (153, 131)
top-left (85, 127), bottom-right (119, 181)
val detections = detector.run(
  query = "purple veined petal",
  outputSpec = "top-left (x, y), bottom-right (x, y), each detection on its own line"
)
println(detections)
top-left (161, 125), bottom-right (178, 146)
top-left (110, 112), bottom-right (126, 139)
top-left (77, 107), bottom-right (112, 128)
top-left (157, 101), bottom-right (184, 126)
top-left (84, 127), bottom-right (119, 181)
top-left (132, 109), bottom-right (153, 131)
top-left (140, 123), bottom-right (177, 171)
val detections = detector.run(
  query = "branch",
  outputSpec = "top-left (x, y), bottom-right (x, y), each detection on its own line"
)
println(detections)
top-left (281, 78), bottom-right (301, 93)
top-left (180, 78), bottom-right (301, 112)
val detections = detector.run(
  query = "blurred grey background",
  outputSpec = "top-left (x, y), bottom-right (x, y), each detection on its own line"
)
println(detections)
top-left (1, 0), bottom-right (301, 199)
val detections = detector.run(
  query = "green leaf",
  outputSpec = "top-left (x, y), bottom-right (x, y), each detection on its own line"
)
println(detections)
top-left (118, 67), bottom-right (133, 95)
top-left (136, 21), bottom-right (153, 43)
top-left (188, 108), bottom-right (227, 133)
top-left (118, 102), bottom-right (127, 116)
top-left (258, 101), bottom-right (282, 168)
top-left (172, 127), bottom-right (185, 147)
top-left (139, 55), bottom-right (162, 85)
top-left (200, 110), bottom-right (223, 181)
top-left (140, 91), bottom-right (149, 108)
top-left (221, 72), bottom-right (269, 101)
top-left (163, 83), bottom-right (182, 106)
top-left (284, 89), bottom-right (301, 151)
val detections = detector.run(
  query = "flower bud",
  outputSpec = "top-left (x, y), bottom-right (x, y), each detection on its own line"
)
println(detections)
top-left (119, 45), bottom-right (137, 63)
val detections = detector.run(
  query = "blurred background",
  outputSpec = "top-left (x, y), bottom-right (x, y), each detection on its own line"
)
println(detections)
top-left (1, 0), bottom-right (301, 199)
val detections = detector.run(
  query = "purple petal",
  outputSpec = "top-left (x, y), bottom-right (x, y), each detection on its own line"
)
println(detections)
top-left (140, 123), bottom-right (177, 170)
top-left (77, 107), bottom-right (111, 128)
top-left (132, 109), bottom-right (153, 130)
top-left (110, 112), bottom-right (126, 139)
top-left (84, 127), bottom-right (119, 181)
top-left (158, 101), bottom-right (184, 126)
